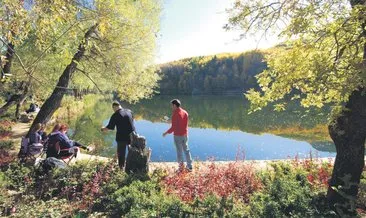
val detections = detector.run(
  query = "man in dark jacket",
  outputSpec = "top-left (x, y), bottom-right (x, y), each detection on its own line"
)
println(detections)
top-left (101, 102), bottom-right (135, 169)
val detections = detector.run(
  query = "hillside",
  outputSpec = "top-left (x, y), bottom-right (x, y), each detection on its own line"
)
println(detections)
top-left (157, 50), bottom-right (270, 95)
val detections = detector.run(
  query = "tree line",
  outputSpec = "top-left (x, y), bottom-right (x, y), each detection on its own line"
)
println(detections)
top-left (157, 51), bottom-right (267, 95)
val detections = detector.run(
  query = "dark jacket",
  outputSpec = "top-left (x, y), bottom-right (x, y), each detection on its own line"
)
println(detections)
top-left (29, 131), bottom-right (41, 144)
top-left (106, 108), bottom-right (135, 142)
top-left (46, 131), bottom-right (73, 158)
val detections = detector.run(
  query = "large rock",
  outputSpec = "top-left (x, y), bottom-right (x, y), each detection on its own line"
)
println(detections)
top-left (125, 132), bottom-right (151, 174)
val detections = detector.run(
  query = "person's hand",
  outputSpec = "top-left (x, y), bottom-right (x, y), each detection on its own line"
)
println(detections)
top-left (162, 132), bottom-right (167, 137)
top-left (101, 127), bottom-right (108, 133)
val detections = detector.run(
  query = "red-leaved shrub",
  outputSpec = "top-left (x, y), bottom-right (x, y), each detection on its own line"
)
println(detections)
top-left (291, 155), bottom-right (333, 189)
top-left (0, 120), bottom-right (13, 139)
top-left (162, 162), bottom-right (262, 202)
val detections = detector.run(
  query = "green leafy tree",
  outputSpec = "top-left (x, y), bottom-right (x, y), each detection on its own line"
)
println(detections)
top-left (0, 0), bottom-right (160, 129)
top-left (225, 0), bottom-right (366, 215)
top-left (0, 0), bottom-right (34, 117)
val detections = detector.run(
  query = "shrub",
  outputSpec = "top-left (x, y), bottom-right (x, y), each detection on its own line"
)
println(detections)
top-left (0, 141), bottom-right (15, 167)
top-left (162, 161), bottom-right (262, 202)
top-left (9, 196), bottom-right (74, 217)
top-left (3, 162), bottom-right (33, 192)
top-left (0, 120), bottom-right (13, 139)
top-left (101, 179), bottom-right (188, 217)
top-left (32, 160), bottom-right (115, 201)
top-left (291, 157), bottom-right (333, 189)
top-left (0, 140), bottom-right (13, 150)
top-left (248, 162), bottom-right (336, 217)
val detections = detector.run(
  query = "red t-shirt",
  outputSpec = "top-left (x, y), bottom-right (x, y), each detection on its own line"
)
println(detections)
top-left (166, 107), bottom-right (188, 136)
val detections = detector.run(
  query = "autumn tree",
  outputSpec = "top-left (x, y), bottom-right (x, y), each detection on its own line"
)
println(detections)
top-left (225, 0), bottom-right (366, 215)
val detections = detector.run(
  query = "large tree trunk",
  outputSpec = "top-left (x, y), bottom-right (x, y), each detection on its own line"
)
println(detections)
top-left (328, 0), bottom-right (366, 215)
top-left (327, 88), bottom-right (366, 216)
top-left (28, 24), bottom-right (98, 135)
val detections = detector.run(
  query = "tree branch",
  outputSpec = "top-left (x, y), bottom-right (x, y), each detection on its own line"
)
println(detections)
top-left (76, 67), bottom-right (102, 92)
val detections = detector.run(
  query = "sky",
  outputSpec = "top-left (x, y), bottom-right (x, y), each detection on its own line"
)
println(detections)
top-left (156, 0), bottom-right (280, 64)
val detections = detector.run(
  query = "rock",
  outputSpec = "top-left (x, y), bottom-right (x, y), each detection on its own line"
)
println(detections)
top-left (125, 146), bottom-right (151, 174)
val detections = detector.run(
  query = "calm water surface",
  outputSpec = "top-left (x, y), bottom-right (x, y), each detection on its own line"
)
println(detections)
top-left (70, 95), bottom-right (336, 161)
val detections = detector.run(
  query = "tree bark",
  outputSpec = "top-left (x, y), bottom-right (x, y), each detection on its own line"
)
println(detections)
top-left (0, 94), bottom-right (20, 116)
top-left (3, 43), bottom-right (14, 75)
top-left (1, 43), bottom-right (14, 79)
top-left (327, 1), bottom-right (366, 215)
top-left (15, 94), bottom-right (27, 119)
top-left (327, 88), bottom-right (366, 216)
top-left (27, 24), bottom-right (98, 135)
top-left (0, 83), bottom-right (29, 117)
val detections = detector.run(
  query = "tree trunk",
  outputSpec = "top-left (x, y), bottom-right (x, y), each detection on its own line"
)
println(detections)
top-left (327, 88), bottom-right (366, 216)
top-left (3, 43), bottom-right (14, 75)
top-left (0, 83), bottom-right (29, 117)
top-left (27, 24), bottom-right (98, 135)
top-left (1, 43), bottom-right (14, 79)
top-left (15, 95), bottom-right (27, 119)
top-left (0, 95), bottom-right (20, 115)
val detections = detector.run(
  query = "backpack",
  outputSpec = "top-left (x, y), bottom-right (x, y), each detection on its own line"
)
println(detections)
top-left (39, 157), bottom-right (67, 172)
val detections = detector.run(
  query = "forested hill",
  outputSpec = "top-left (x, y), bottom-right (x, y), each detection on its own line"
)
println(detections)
top-left (157, 50), bottom-right (268, 95)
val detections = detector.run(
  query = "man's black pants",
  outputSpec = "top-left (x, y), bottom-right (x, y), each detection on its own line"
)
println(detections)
top-left (117, 141), bottom-right (129, 169)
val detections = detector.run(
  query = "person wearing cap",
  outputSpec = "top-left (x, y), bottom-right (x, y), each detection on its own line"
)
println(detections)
top-left (163, 99), bottom-right (193, 171)
top-left (101, 102), bottom-right (135, 169)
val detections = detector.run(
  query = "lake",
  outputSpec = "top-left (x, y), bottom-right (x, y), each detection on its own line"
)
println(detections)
top-left (69, 95), bottom-right (336, 161)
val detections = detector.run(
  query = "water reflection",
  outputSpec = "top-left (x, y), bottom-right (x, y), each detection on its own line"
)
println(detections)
top-left (70, 95), bottom-right (336, 161)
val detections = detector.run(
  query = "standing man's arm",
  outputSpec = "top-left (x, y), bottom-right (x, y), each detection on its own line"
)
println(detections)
top-left (163, 112), bottom-right (177, 137)
top-left (101, 114), bottom-right (116, 132)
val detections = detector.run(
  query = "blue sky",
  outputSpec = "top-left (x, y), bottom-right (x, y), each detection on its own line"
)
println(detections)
top-left (156, 0), bottom-right (280, 64)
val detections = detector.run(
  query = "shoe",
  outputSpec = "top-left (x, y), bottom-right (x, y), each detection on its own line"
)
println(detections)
top-left (186, 167), bottom-right (192, 172)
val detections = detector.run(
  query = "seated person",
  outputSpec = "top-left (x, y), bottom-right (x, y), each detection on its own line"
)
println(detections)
top-left (26, 103), bottom-right (37, 114)
top-left (38, 123), bottom-right (48, 142)
top-left (29, 123), bottom-right (42, 144)
top-left (46, 124), bottom-right (89, 159)
top-left (26, 123), bottom-right (44, 155)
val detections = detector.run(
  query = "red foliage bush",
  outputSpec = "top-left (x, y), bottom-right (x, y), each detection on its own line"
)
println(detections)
top-left (78, 162), bottom-right (116, 210)
top-left (162, 162), bottom-right (262, 202)
top-left (0, 149), bottom-right (15, 167)
top-left (291, 156), bottom-right (333, 189)
top-left (0, 120), bottom-right (13, 139)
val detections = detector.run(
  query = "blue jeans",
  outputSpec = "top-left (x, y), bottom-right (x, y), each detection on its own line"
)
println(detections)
top-left (174, 135), bottom-right (193, 169)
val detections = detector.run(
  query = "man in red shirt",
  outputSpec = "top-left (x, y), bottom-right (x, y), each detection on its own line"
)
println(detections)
top-left (163, 99), bottom-right (193, 171)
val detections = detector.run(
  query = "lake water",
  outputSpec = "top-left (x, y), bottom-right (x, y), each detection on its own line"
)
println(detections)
top-left (70, 95), bottom-right (336, 161)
